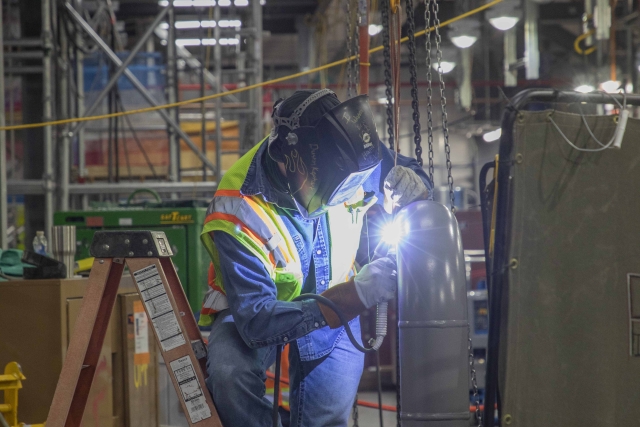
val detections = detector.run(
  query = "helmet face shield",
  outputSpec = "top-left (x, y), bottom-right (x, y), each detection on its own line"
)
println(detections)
top-left (279, 95), bottom-right (382, 218)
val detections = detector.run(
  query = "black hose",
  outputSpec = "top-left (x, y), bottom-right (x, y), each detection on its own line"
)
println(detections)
top-left (292, 293), bottom-right (378, 353)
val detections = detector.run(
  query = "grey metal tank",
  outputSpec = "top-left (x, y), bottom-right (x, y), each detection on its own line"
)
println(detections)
top-left (395, 200), bottom-right (470, 427)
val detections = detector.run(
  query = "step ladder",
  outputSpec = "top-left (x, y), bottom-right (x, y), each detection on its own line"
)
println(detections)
top-left (46, 230), bottom-right (222, 427)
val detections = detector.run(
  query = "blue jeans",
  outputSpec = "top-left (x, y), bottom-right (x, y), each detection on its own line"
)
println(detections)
top-left (206, 311), bottom-right (364, 427)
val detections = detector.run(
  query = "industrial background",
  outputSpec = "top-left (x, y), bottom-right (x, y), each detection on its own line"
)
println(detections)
top-left (1, 0), bottom-right (639, 426)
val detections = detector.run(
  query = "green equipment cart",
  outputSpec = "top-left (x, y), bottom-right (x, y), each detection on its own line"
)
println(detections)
top-left (54, 201), bottom-right (210, 312)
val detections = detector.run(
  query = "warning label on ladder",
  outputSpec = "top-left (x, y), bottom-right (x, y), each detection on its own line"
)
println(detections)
top-left (133, 264), bottom-right (186, 352)
top-left (170, 355), bottom-right (212, 422)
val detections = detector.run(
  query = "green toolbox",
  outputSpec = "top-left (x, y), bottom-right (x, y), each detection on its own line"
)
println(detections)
top-left (54, 201), bottom-right (209, 312)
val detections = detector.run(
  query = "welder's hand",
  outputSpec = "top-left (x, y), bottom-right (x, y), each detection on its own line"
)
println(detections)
top-left (383, 166), bottom-right (429, 214)
top-left (354, 256), bottom-right (397, 308)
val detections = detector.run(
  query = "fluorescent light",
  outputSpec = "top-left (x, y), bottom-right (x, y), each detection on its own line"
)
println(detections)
top-left (158, 0), bottom-right (238, 6)
top-left (489, 16), bottom-right (519, 31)
top-left (450, 35), bottom-right (477, 49)
top-left (218, 19), bottom-right (242, 27)
top-left (483, 128), bottom-right (502, 143)
top-left (574, 84), bottom-right (595, 93)
top-left (432, 61), bottom-right (456, 74)
top-left (260, 0), bottom-right (266, 4)
top-left (175, 38), bottom-right (239, 46)
top-left (159, 22), bottom-right (169, 29)
top-left (175, 20), bottom-right (201, 29)
top-left (219, 38), bottom-right (239, 45)
top-left (176, 38), bottom-right (202, 46)
top-left (368, 24), bottom-right (383, 36)
top-left (600, 80), bottom-right (621, 93)
top-left (201, 20), bottom-right (216, 27)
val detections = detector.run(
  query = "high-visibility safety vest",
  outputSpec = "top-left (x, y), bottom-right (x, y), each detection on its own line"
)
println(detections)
top-left (199, 140), bottom-right (376, 326)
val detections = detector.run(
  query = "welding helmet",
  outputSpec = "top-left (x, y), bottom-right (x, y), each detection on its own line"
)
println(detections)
top-left (268, 90), bottom-right (382, 218)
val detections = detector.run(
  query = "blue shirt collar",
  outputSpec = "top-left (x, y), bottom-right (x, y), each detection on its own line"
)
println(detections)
top-left (240, 142), bottom-right (295, 209)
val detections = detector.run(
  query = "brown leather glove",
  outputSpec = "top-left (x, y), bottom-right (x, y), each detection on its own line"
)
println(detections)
top-left (316, 278), bottom-right (367, 329)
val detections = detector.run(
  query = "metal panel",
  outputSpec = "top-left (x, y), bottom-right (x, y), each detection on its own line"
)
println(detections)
top-left (499, 109), bottom-right (640, 426)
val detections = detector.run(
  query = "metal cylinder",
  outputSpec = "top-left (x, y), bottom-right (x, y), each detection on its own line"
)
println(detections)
top-left (51, 225), bottom-right (76, 279)
top-left (396, 200), bottom-right (469, 427)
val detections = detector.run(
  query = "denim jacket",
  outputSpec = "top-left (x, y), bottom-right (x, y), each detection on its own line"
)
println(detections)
top-left (212, 142), bottom-right (432, 361)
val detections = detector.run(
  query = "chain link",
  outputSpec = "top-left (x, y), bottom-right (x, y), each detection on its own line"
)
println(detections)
top-left (423, 0), bottom-right (435, 182)
top-left (352, 393), bottom-right (359, 427)
top-left (431, 0), bottom-right (455, 212)
top-left (353, 10), bottom-right (360, 95)
top-left (469, 326), bottom-right (482, 427)
top-left (346, 0), bottom-right (353, 99)
top-left (405, 0), bottom-right (422, 166)
top-left (381, 0), bottom-right (395, 151)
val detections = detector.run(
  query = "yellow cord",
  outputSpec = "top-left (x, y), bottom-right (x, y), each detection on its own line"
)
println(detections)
top-left (0, 0), bottom-right (504, 132)
top-left (574, 29), bottom-right (596, 56)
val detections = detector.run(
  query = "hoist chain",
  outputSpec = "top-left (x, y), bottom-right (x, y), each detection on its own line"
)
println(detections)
top-left (423, 0), bottom-right (435, 182)
top-left (405, 0), bottom-right (422, 166)
top-left (346, 0), bottom-right (354, 99)
top-left (431, 0), bottom-right (455, 212)
top-left (381, 0), bottom-right (395, 151)
top-left (469, 326), bottom-right (482, 427)
top-left (352, 393), bottom-right (360, 427)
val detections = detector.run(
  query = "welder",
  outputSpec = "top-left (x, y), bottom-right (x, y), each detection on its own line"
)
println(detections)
top-left (199, 89), bottom-right (432, 427)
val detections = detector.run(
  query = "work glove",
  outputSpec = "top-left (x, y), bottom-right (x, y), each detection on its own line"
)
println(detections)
top-left (316, 256), bottom-right (397, 329)
top-left (354, 256), bottom-right (397, 308)
top-left (383, 165), bottom-right (429, 214)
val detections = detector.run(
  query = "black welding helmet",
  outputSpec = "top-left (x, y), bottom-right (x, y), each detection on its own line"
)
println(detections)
top-left (268, 90), bottom-right (382, 218)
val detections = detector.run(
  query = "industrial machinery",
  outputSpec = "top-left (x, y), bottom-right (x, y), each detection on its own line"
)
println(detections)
top-left (54, 200), bottom-right (210, 311)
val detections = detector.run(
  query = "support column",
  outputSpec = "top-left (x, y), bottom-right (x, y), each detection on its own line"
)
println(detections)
top-left (166, 0), bottom-right (180, 192)
top-left (43, 0), bottom-right (54, 236)
top-left (0, 0), bottom-right (8, 248)
top-left (504, 27), bottom-right (517, 87)
top-left (214, 4), bottom-right (222, 181)
top-left (524, 0), bottom-right (540, 80)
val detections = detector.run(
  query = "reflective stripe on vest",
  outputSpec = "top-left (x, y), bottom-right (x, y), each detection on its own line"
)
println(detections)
top-left (199, 139), bottom-right (377, 326)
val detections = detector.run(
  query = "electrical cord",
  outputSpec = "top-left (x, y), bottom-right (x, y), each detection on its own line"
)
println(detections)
top-left (292, 293), bottom-right (380, 353)
top-left (549, 90), bottom-right (628, 152)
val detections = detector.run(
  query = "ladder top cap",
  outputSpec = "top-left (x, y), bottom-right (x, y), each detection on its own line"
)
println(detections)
top-left (90, 231), bottom-right (174, 258)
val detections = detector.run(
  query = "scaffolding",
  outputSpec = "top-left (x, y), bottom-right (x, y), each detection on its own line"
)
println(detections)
top-left (1, 0), bottom-right (264, 248)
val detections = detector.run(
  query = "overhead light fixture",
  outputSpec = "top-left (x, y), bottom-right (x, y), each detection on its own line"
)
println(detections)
top-left (432, 61), bottom-right (456, 74)
top-left (488, 17), bottom-right (519, 31)
top-left (574, 84), bottom-right (595, 93)
top-left (600, 80), bottom-right (621, 93)
top-left (448, 18), bottom-right (480, 49)
top-left (368, 24), bottom-right (383, 36)
top-left (450, 35), bottom-right (477, 49)
top-left (159, 19), bottom-right (240, 30)
top-left (158, 0), bottom-right (240, 7)
top-left (483, 128), bottom-right (502, 143)
top-left (486, 1), bottom-right (522, 31)
top-left (175, 38), bottom-right (239, 46)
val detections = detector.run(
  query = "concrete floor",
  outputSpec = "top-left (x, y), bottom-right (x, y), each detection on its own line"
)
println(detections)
top-left (352, 391), bottom-right (398, 427)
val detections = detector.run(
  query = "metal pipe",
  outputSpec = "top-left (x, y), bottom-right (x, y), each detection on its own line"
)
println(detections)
top-left (60, 11), bottom-right (70, 211)
top-left (0, 1), bottom-right (7, 248)
top-left (7, 179), bottom-right (218, 195)
top-left (166, 0), bottom-right (180, 191)
top-left (69, 6), bottom-right (169, 137)
top-left (251, 0), bottom-right (263, 150)
top-left (76, 0), bottom-right (87, 210)
top-left (43, 0), bottom-right (54, 237)
top-left (460, 48), bottom-right (472, 110)
top-left (504, 27), bottom-right (517, 87)
top-left (64, 3), bottom-right (218, 174)
top-left (214, 4), bottom-right (222, 182)
top-left (358, 0), bottom-right (369, 94)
